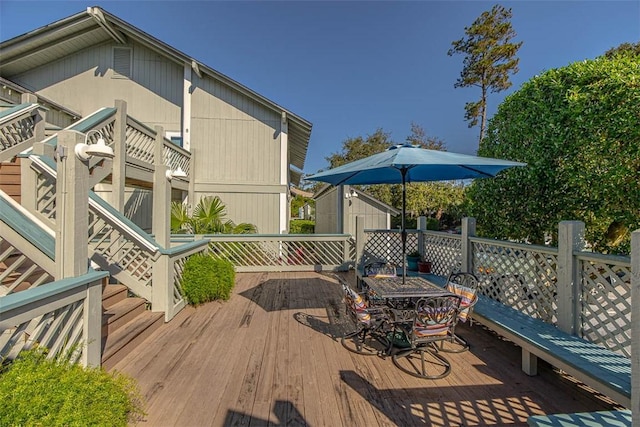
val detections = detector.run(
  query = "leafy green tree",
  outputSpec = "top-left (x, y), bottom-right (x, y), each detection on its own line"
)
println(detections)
top-left (603, 41), bottom-right (640, 58)
top-left (467, 54), bottom-right (640, 253)
top-left (171, 196), bottom-right (258, 234)
top-left (448, 4), bottom-right (522, 143)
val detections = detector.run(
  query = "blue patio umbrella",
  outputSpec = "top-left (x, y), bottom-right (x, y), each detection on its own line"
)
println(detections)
top-left (306, 144), bottom-right (525, 282)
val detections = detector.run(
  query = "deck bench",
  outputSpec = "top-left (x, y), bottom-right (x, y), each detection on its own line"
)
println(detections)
top-left (350, 268), bottom-right (632, 408)
top-left (527, 409), bottom-right (631, 426)
top-left (469, 294), bottom-right (631, 409)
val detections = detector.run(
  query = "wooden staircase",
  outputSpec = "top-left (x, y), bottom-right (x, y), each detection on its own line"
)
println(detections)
top-left (101, 283), bottom-right (164, 371)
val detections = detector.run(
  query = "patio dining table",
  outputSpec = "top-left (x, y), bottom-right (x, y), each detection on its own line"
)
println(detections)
top-left (363, 275), bottom-right (452, 301)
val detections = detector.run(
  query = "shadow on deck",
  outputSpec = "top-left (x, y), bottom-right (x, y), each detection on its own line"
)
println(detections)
top-left (112, 271), bottom-right (620, 427)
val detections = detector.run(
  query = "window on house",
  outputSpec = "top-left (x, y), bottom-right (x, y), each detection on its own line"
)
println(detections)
top-left (165, 131), bottom-right (183, 147)
top-left (112, 47), bottom-right (132, 79)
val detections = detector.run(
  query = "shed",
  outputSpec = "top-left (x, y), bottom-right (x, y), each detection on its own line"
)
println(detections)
top-left (313, 185), bottom-right (399, 235)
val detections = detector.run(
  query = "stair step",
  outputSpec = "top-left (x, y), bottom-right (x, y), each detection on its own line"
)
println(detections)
top-left (102, 311), bottom-right (164, 371)
top-left (102, 297), bottom-right (146, 337)
top-left (102, 284), bottom-right (128, 309)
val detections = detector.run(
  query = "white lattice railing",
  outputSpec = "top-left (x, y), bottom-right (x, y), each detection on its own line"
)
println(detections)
top-left (188, 234), bottom-right (354, 272)
top-left (0, 270), bottom-right (107, 366)
top-left (362, 230), bottom-right (419, 266)
top-left (577, 252), bottom-right (631, 357)
top-left (471, 237), bottom-right (559, 323)
top-left (28, 155), bottom-right (160, 302)
top-left (0, 103), bottom-right (41, 162)
top-left (423, 231), bottom-right (462, 276)
top-left (160, 240), bottom-right (210, 319)
top-left (0, 191), bottom-right (56, 296)
top-left (126, 116), bottom-right (191, 177)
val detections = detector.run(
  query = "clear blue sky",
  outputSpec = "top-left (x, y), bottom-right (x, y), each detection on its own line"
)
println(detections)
top-left (1, 1), bottom-right (638, 176)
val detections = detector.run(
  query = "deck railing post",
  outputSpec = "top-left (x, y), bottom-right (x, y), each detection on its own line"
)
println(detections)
top-left (557, 221), bottom-right (585, 335)
top-left (55, 131), bottom-right (89, 279)
top-left (56, 131), bottom-right (101, 367)
top-left (83, 278), bottom-right (103, 367)
top-left (188, 147), bottom-right (196, 214)
top-left (461, 217), bottom-right (476, 274)
top-left (112, 100), bottom-right (127, 214)
top-left (152, 126), bottom-right (171, 319)
top-left (417, 216), bottom-right (426, 259)
top-left (355, 216), bottom-right (365, 269)
top-left (631, 230), bottom-right (639, 425)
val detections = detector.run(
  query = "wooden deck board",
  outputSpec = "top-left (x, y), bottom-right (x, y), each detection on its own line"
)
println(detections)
top-left (112, 271), bottom-right (621, 426)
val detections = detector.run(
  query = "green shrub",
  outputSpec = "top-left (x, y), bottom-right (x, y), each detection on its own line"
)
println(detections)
top-left (0, 348), bottom-right (145, 426)
top-left (290, 219), bottom-right (315, 234)
top-left (426, 217), bottom-right (439, 230)
top-left (181, 254), bottom-right (236, 305)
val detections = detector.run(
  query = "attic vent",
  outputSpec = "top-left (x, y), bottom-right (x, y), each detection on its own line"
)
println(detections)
top-left (112, 47), bottom-right (132, 79)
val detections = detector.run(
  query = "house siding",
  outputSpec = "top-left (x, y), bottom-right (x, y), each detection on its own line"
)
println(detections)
top-left (193, 191), bottom-right (280, 234)
top-left (190, 74), bottom-right (285, 234)
top-left (7, 37), bottom-right (291, 235)
top-left (10, 41), bottom-right (182, 131)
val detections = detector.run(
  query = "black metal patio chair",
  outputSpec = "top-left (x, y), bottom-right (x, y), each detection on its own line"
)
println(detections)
top-left (438, 272), bottom-right (480, 353)
top-left (390, 294), bottom-right (462, 379)
top-left (340, 283), bottom-right (390, 355)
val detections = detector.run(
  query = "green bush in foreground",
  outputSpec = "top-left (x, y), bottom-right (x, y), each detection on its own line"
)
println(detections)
top-left (290, 219), bottom-right (315, 234)
top-left (182, 254), bottom-right (235, 305)
top-left (0, 348), bottom-right (145, 426)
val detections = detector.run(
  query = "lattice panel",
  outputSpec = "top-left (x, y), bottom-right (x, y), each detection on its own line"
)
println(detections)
top-left (472, 241), bottom-right (559, 323)
top-left (0, 112), bottom-right (35, 153)
top-left (362, 231), bottom-right (418, 266)
top-left (126, 122), bottom-right (156, 164)
top-left (424, 234), bottom-right (462, 276)
top-left (209, 238), bottom-right (349, 269)
top-left (579, 258), bottom-right (631, 357)
top-left (36, 172), bottom-right (57, 222)
top-left (0, 237), bottom-right (53, 294)
top-left (87, 212), bottom-right (153, 290)
top-left (163, 143), bottom-right (191, 176)
top-left (0, 300), bottom-right (84, 364)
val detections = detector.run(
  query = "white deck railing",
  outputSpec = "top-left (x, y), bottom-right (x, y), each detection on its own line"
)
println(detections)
top-left (0, 270), bottom-right (108, 367)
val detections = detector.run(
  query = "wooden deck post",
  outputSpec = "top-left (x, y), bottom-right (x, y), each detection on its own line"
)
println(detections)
top-left (557, 221), bottom-right (585, 335)
top-left (55, 131), bottom-right (89, 279)
top-left (461, 217), bottom-right (476, 274)
top-left (355, 216), bottom-right (365, 269)
top-left (417, 216), bottom-right (426, 260)
top-left (631, 230), bottom-right (639, 425)
top-left (55, 130), bottom-right (101, 366)
top-left (188, 147), bottom-right (196, 215)
top-left (152, 126), bottom-right (171, 319)
top-left (111, 100), bottom-right (127, 213)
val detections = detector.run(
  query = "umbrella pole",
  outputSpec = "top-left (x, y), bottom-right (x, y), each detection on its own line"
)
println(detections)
top-left (401, 168), bottom-right (407, 286)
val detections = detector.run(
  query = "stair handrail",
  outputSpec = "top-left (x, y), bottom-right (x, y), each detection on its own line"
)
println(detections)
top-left (0, 269), bottom-right (108, 366)
top-left (0, 102), bottom-right (44, 162)
top-left (126, 115), bottom-right (191, 177)
top-left (0, 189), bottom-right (56, 295)
top-left (29, 154), bottom-right (160, 254)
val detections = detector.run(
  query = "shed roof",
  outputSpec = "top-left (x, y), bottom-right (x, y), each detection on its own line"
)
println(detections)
top-left (0, 6), bottom-right (312, 171)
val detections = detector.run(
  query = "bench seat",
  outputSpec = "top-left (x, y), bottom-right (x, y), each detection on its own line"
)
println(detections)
top-left (471, 295), bottom-right (631, 408)
top-left (527, 409), bottom-right (631, 426)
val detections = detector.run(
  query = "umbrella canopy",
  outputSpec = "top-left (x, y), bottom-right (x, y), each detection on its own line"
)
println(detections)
top-left (306, 144), bottom-right (526, 281)
top-left (307, 144), bottom-right (525, 186)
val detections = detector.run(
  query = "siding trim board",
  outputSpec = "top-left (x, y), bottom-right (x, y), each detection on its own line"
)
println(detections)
top-left (194, 183), bottom-right (287, 194)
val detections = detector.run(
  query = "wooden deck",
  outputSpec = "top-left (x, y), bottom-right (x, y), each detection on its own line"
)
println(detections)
top-left (112, 272), bottom-right (621, 426)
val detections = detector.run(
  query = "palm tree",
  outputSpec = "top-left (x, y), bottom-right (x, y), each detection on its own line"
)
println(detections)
top-left (170, 196), bottom-right (258, 234)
